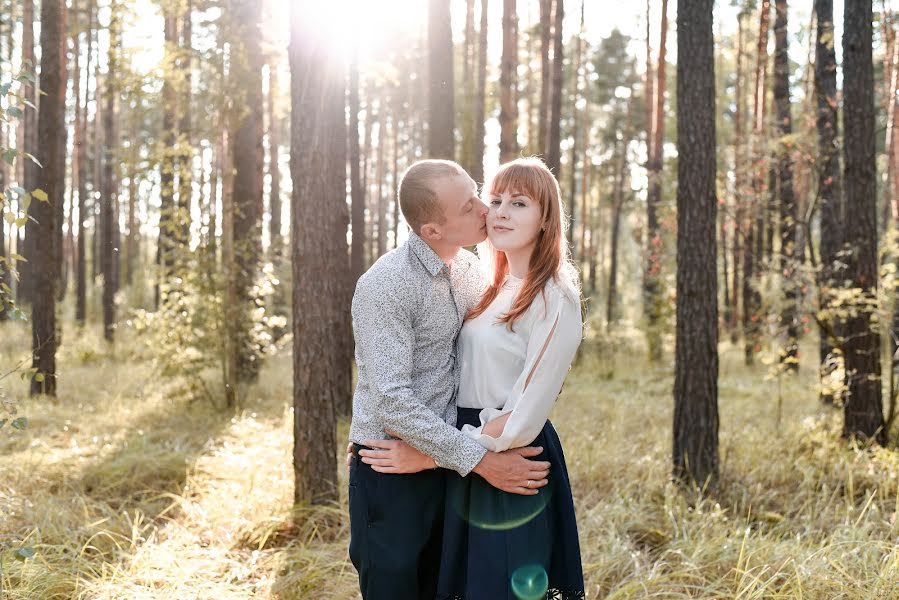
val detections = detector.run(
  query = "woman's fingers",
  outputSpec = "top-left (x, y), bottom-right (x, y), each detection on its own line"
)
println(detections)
top-left (511, 487), bottom-right (540, 496)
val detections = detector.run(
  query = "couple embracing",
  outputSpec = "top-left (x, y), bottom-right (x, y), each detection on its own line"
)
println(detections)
top-left (348, 157), bottom-right (585, 600)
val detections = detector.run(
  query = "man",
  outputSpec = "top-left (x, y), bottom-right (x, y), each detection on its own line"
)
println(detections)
top-left (348, 160), bottom-right (551, 599)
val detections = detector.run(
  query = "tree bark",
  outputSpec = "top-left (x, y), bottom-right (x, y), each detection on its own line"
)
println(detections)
top-left (102, 1), bottom-right (120, 342)
top-left (76, 0), bottom-right (94, 325)
top-left (473, 0), bottom-right (488, 183)
top-left (644, 0), bottom-right (668, 363)
top-left (290, 1), bottom-right (347, 505)
top-left (349, 44), bottom-right (365, 282)
top-left (743, 0), bottom-right (771, 365)
top-left (428, 0), bottom-right (455, 159)
top-left (842, 0), bottom-right (884, 443)
top-left (156, 11), bottom-right (177, 310)
top-left (773, 0), bottom-right (799, 370)
top-left (544, 0), bottom-right (564, 177)
top-left (19, 0), bottom-right (37, 304)
top-left (673, 0), bottom-right (719, 488)
top-left (31, 0), bottom-right (68, 396)
top-left (566, 0), bottom-right (585, 252)
top-left (230, 0), bottom-right (265, 385)
top-left (499, 0), bottom-right (519, 164)
top-left (538, 0), bottom-right (551, 156)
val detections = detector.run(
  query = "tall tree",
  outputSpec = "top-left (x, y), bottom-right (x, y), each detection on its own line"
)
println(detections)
top-left (156, 10), bottom-right (178, 309)
top-left (499, 0), bottom-right (519, 164)
top-left (290, 1), bottom-right (347, 505)
top-left (566, 0), bottom-right (586, 251)
top-left (538, 0), bottom-right (551, 155)
top-left (673, 0), bottom-right (719, 488)
top-left (31, 0), bottom-right (68, 396)
top-left (230, 0), bottom-right (265, 385)
top-left (19, 0), bottom-right (37, 303)
top-left (349, 44), bottom-right (365, 283)
top-left (841, 0), bottom-right (884, 443)
top-left (428, 0), bottom-right (454, 159)
top-left (743, 0), bottom-right (771, 365)
top-left (773, 0), bottom-right (799, 370)
top-left (544, 0), bottom-right (564, 176)
top-left (815, 0), bottom-right (842, 405)
top-left (101, 1), bottom-right (120, 341)
top-left (644, 0), bottom-right (668, 363)
top-left (473, 0), bottom-right (488, 183)
top-left (75, 0), bottom-right (91, 325)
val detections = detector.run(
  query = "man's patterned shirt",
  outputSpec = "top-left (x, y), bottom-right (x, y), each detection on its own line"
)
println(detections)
top-left (349, 232), bottom-right (487, 476)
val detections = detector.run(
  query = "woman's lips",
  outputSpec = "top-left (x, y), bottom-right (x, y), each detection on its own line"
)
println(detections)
top-left (492, 225), bottom-right (512, 232)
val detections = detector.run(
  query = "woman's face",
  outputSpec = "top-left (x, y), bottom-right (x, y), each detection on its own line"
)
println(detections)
top-left (486, 188), bottom-right (543, 254)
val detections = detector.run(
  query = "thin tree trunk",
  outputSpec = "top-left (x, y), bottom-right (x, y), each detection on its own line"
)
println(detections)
top-left (842, 0), bottom-right (884, 444)
top-left (473, 0), bottom-right (488, 183)
top-left (538, 0), bottom-right (551, 156)
top-left (230, 0), bottom-right (264, 386)
top-left (566, 0), bottom-right (585, 252)
top-left (349, 44), bottom-right (365, 282)
top-left (499, 0), bottom-right (519, 164)
top-left (644, 0), bottom-right (668, 363)
top-left (19, 0), bottom-right (37, 304)
top-left (102, 1), bottom-right (119, 342)
top-left (76, 0), bottom-right (94, 325)
top-left (428, 0), bottom-right (454, 159)
top-left (544, 0), bottom-right (564, 177)
top-left (156, 11), bottom-right (177, 309)
top-left (673, 0), bottom-right (718, 488)
top-left (31, 0), bottom-right (68, 396)
top-left (731, 11), bottom-right (748, 343)
top-left (774, 0), bottom-right (799, 370)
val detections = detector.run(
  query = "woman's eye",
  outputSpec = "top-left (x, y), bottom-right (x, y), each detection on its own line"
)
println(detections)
top-left (513, 201), bottom-right (526, 207)
top-left (490, 199), bottom-right (501, 205)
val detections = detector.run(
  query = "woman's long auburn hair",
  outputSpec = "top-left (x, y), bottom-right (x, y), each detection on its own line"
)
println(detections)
top-left (467, 157), bottom-right (578, 328)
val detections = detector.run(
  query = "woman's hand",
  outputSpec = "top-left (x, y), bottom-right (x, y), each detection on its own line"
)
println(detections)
top-left (359, 438), bottom-right (438, 474)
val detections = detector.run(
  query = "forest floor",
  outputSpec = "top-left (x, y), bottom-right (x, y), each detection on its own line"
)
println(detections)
top-left (3, 316), bottom-right (899, 599)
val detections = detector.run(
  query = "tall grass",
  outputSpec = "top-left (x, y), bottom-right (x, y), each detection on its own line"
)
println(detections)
top-left (2, 318), bottom-right (898, 598)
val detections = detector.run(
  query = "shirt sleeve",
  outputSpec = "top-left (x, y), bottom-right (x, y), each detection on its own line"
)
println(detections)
top-left (352, 279), bottom-right (487, 476)
top-left (461, 286), bottom-right (583, 452)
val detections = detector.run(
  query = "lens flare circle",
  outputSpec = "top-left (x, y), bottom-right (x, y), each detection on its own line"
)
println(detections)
top-left (511, 564), bottom-right (549, 600)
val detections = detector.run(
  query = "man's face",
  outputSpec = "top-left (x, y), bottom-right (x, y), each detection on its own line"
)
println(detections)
top-left (432, 173), bottom-right (489, 247)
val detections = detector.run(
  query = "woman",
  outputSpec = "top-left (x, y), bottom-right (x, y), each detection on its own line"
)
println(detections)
top-left (366, 158), bottom-right (585, 599)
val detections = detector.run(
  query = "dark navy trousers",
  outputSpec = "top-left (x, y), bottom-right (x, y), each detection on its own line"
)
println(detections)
top-left (348, 448), bottom-right (446, 600)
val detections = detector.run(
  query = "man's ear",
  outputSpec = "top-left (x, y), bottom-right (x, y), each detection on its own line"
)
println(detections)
top-left (420, 223), bottom-right (442, 241)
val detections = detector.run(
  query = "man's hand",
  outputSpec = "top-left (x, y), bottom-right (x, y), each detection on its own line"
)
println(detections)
top-left (359, 438), bottom-right (438, 474)
top-left (473, 447), bottom-right (550, 496)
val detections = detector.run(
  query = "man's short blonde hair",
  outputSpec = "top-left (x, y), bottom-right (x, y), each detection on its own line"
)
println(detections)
top-left (398, 160), bottom-right (465, 234)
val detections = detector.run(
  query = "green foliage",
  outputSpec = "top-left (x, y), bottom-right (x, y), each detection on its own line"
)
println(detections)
top-left (130, 246), bottom-right (285, 408)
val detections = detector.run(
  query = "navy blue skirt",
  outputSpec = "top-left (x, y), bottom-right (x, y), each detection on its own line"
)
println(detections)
top-left (437, 407), bottom-right (585, 600)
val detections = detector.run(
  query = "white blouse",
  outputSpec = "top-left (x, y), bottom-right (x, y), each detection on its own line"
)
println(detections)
top-left (456, 274), bottom-right (583, 452)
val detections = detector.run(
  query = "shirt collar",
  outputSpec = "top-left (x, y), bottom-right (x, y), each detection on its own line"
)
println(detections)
top-left (408, 231), bottom-right (449, 276)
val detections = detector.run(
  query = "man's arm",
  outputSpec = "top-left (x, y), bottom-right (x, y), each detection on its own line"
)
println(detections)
top-left (353, 280), bottom-right (487, 476)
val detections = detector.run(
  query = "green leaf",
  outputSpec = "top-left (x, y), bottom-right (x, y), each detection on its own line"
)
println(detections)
top-left (24, 153), bottom-right (42, 167)
top-left (10, 253), bottom-right (26, 262)
top-left (20, 193), bottom-right (32, 213)
top-left (0, 419), bottom-right (6, 429)
top-left (2, 148), bottom-right (16, 165)
top-left (34, 372), bottom-right (44, 383)
top-left (15, 547), bottom-right (36, 561)
top-left (4, 212), bottom-right (14, 225)
top-left (32, 188), bottom-right (48, 202)
top-left (12, 417), bottom-right (28, 430)
top-left (0, 82), bottom-right (11, 95)
top-left (9, 185), bottom-right (25, 197)
top-left (15, 216), bottom-right (28, 227)
top-left (7, 106), bottom-right (22, 118)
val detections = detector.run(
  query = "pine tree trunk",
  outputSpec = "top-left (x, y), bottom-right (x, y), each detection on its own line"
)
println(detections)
top-left (842, 0), bottom-right (884, 443)
top-left (77, 0), bottom-right (94, 325)
top-left (544, 0), bottom-right (563, 176)
top-left (473, 0), bottom-right (488, 183)
top-left (349, 45), bottom-right (365, 282)
top-left (730, 11), bottom-right (747, 343)
top-left (673, 0), bottom-right (719, 488)
top-left (499, 0), bottom-right (518, 164)
top-left (156, 12), bottom-right (177, 309)
top-left (31, 0), bottom-right (68, 396)
top-left (644, 0), bottom-right (668, 363)
top-left (102, 2), bottom-right (119, 342)
top-left (774, 0), bottom-right (799, 370)
top-left (290, 3), bottom-right (347, 505)
top-left (377, 116), bottom-right (387, 258)
top-left (177, 1), bottom-right (193, 247)
top-left (19, 0), bottom-right (37, 304)
top-left (230, 0), bottom-right (264, 385)
top-left (538, 0), bottom-right (551, 156)
top-left (744, 0), bottom-right (771, 365)
top-left (566, 0), bottom-right (585, 251)
top-left (428, 0), bottom-right (455, 159)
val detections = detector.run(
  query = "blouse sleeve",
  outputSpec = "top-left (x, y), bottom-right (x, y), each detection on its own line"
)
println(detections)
top-left (461, 285), bottom-right (583, 451)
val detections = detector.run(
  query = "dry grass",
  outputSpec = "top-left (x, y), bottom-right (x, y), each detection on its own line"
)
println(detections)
top-left (3, 317), bottom-right (899, 599)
